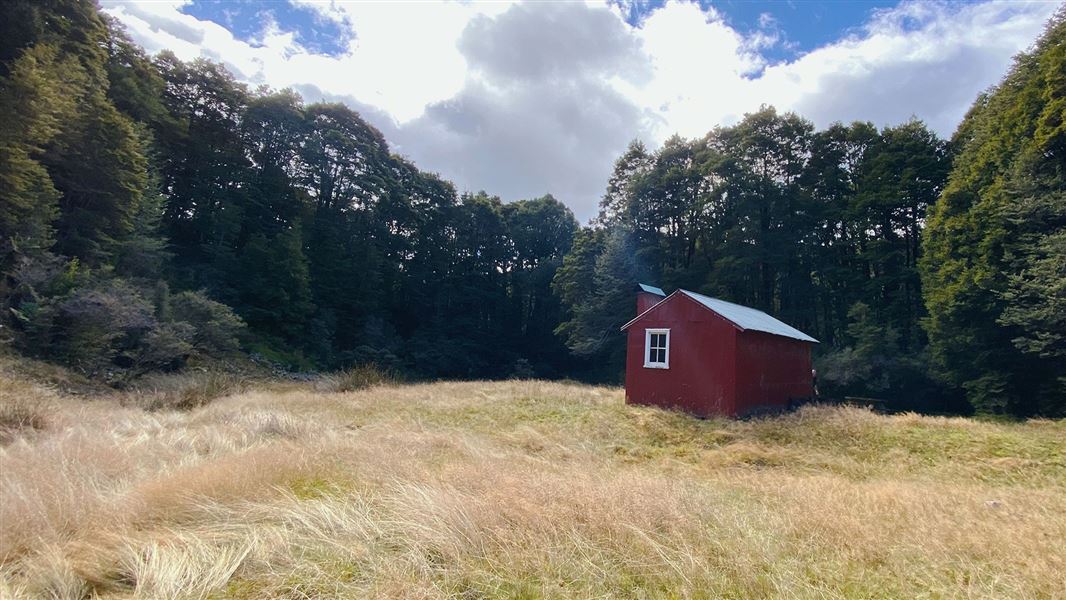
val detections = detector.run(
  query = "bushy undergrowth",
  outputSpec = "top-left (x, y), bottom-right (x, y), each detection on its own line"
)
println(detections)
top-left (0, 374), bottom-right (1063, 599)
top-left (5, 256), bottom-right (246, 382)
top-left (313, 364), bottom-right (394, 393)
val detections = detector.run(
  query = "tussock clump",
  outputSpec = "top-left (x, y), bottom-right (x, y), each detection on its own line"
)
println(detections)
top-left (123, 371), bottom-right (252, 411)
top-left (0, 352), bottom-right (105, 396)
top-left (111, 534), bottom-right (257, 599)
top-left (1, 378), bottom-right (1063, 598)
top-left (0, 376), bottom-right (54, 444)
top-left (314, 365), bottom-right (393, 393)
top-left (0, 401), bottom-right (48, 444)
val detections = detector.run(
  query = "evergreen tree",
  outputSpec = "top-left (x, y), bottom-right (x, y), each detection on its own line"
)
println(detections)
top-left (153, 54), bottom-right (249, 295)
top-left (236, 227), bottom-right (313, 345)
top-left (558, 107), bottom-right (951, 392)
top-left (921, 11), bottom-right (1066, 416)
top-left (554, 228), bottom-right (642, 378)
top-left (853, 120), bottom-right (949, 350)
top-left (0, 44), bottom-right (68, 262)
top-left (597, 139), bottom-right (651, 227)
top-left (503, 194), bottom-right (578, 373)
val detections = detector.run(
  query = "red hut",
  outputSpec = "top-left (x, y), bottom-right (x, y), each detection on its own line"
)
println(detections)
top-left (621, 284), bottom-right (818, 418)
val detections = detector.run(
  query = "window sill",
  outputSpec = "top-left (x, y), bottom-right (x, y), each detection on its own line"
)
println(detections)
top-left (643, 363), bottom-right (669, 369)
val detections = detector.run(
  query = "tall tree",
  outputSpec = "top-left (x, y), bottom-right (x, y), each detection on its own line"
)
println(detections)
top-left (921, 11), bottom-right (1066, 416)
top-left (853, 120), bottom-right (949, 350)
top-left (154, 53), bottom-right (249, 296)
top-left (503, 194), bottom-right (578, 373)
top-left (554, 228), bottom-right (643, 378)
top-left (597, 139), bottom-right (651, 227)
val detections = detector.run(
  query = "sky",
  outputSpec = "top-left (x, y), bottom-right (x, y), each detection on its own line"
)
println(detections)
top-left (101, 0), bottom-right (1060, 222)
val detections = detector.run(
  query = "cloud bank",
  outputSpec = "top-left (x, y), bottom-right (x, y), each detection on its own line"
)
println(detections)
top-left (102, 0), bottom-right (1058, 221)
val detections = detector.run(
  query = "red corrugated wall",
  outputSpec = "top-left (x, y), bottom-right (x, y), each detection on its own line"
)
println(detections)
top-left (734, 330), bottom-right (813, 416)
top-left (624, 294), bottom-right (737, 417)
top-left (624, 293), bottom-right (815, 418)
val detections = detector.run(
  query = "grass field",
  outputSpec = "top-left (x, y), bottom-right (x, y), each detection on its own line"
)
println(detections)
top-left (1, 367), bottom-right (1065, 599)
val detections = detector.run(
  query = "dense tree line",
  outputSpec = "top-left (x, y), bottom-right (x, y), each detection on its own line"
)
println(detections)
top-left (0, 0), bottom-right (576, 381)
top-left (921, 11), bottom-right (1066, 416)
top-left (1, 1), bottom-right (1061, 416)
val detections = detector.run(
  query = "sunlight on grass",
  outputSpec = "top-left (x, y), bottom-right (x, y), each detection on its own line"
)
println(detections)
top-left (1, 373), bottom-right (1063, 598)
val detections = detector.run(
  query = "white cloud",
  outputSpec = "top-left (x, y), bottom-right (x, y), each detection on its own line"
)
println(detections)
top-left (104, 0), bottom-right (509, 120)
top-left (754, 1), bottom-right (1058, 134)
top-left (621, 0), bottom-right (1057, 141)
top-left (102, 0), bottom-right (1058, 222)
top-left (615, 1), bottom-right (769, 139)
top-left (319, 2), bottom-right (510, 121)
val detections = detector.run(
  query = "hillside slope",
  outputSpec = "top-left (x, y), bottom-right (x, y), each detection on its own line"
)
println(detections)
top-left (1, 374), bottom-right (1064, 598)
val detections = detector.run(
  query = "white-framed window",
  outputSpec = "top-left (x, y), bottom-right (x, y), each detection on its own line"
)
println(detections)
top-left (644, 328), bottom-right (670, 369)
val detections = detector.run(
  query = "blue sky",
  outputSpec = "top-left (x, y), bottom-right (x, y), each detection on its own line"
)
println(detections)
top-left (714, 0), bottom-right (897, 61)
top-left (614, 0), bottom-right (904, 62)
top-left (105, 0), bottom-right (1057, 222)
top-left (181, 0), bottom-right (353, 57)
top-left (182, 0), bottom-right (907, 64)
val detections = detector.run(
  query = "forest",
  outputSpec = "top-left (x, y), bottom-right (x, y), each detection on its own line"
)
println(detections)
top-left (1, 1), bottom-right (1063, 417)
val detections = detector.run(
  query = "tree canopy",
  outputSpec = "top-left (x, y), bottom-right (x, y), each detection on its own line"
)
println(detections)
top-left (1, 1), bottom-right (1061, 416)
top-left (921, 10), bottom-right (1066, 416)
top-left (0, 0), bottom-right (577, 380)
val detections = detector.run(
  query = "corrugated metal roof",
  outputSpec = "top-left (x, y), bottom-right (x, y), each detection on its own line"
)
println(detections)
top-left (680, 290), bottom-right (819, 343)
top-left (638, 283), bottom-right (666, 296)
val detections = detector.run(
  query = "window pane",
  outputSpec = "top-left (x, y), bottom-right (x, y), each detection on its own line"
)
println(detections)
top-left (646, 331), bottom-right (669, 364)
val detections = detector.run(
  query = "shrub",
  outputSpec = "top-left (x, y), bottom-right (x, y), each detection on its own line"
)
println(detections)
top-left (8, 271), bottom-right (246, 379)
top-left (511, 358), bottom-right (536, 379)
top-left (168, 291), bottom-right (246, 357)
top-left (49, 280), bottom-right (157, 374)
top-left (136, 322), bottom-right (195, 372)
top-left (5, 256), bottom-right (248, 380)
top-left (248, 342), bottom-right (316, 373)
top-left (6, 254), bottom-right (91, 356)
top-left (7, 263), bottom-right (169, 376)
top-left (315, 364), bottom-right (392, 393)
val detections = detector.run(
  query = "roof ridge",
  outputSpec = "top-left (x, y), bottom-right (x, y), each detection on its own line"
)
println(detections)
top-left (621, 288), bottom-right (818, 343)
top-left (679, 290), bottom-right (819, 343)
top-left (679, 289), bottom-right (760, 312)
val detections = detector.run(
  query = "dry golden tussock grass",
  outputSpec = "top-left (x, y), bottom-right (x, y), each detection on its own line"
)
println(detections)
top-left (1, 372), bottom-right (1064, 599)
